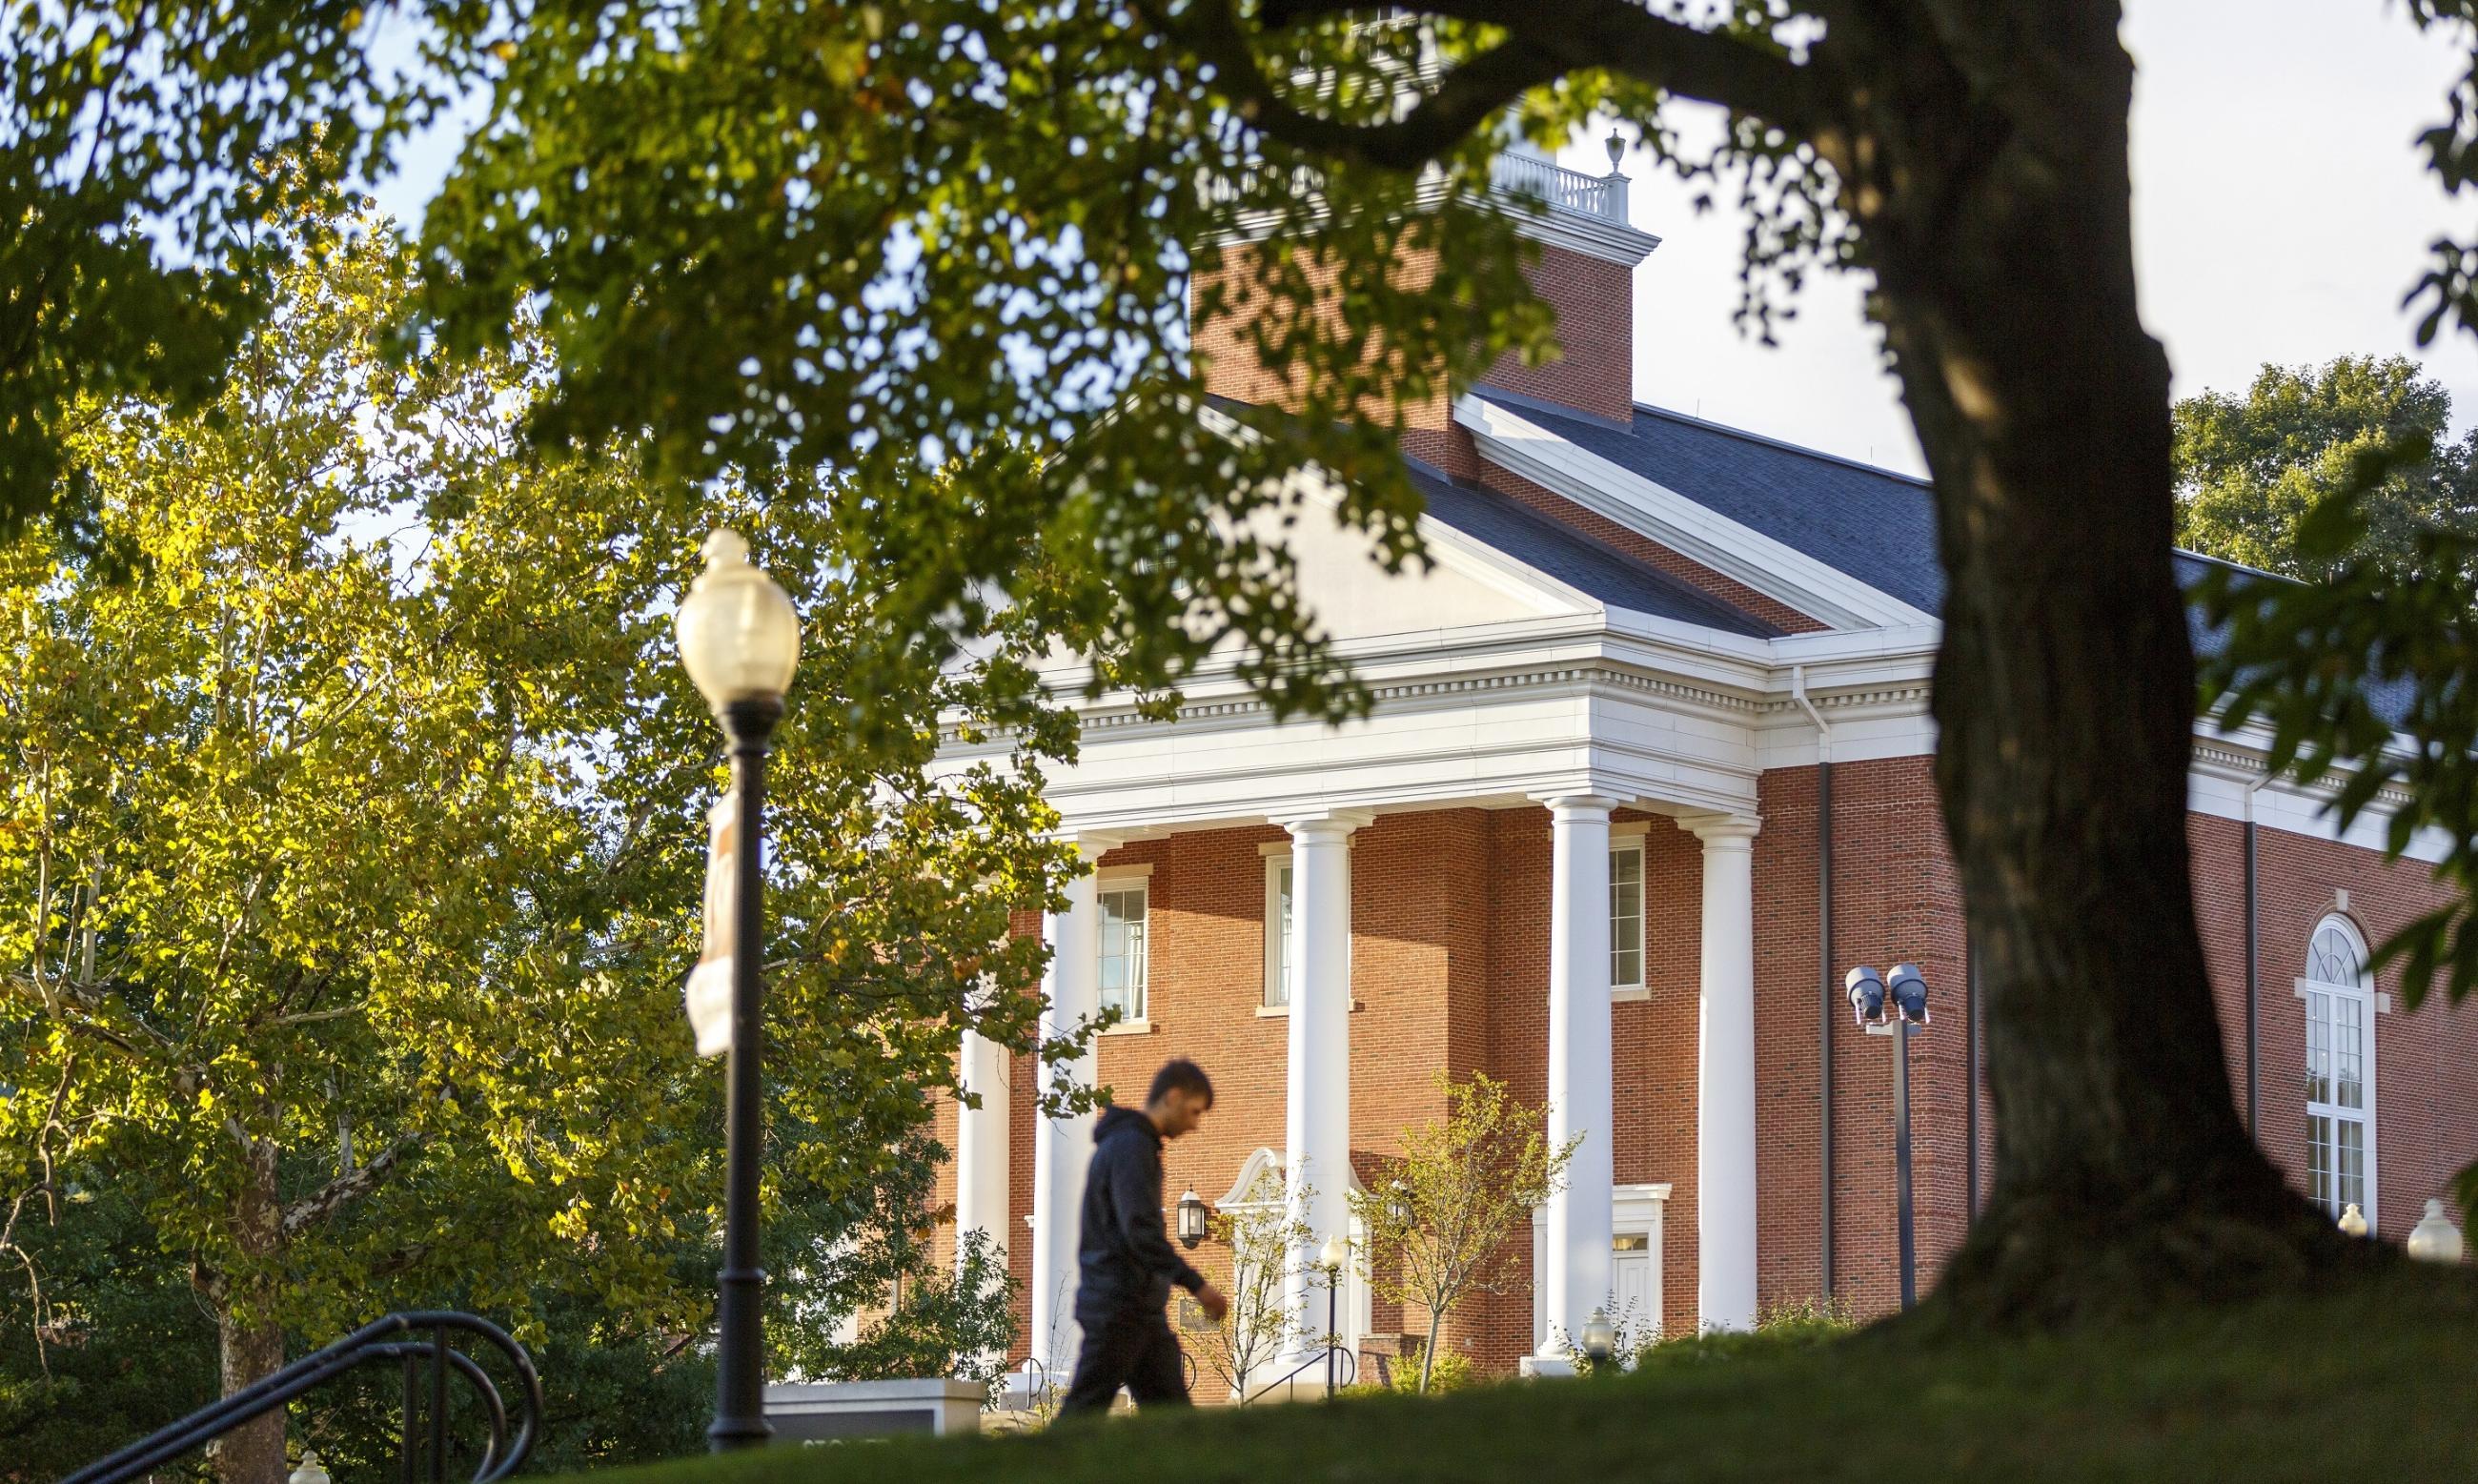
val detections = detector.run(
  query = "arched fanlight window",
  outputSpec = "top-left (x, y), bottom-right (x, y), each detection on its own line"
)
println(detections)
top-left (2306, 918), bottom-right (2367, 988)
top-left (2302, 914), bottom-right (2375, 1226)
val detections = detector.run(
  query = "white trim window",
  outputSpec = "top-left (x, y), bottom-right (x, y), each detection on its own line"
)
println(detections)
top-left (1609, 841), bottom-right (1645, 993)
top-left (2303, 915), bottom-right (2375, 1224)
top-left (1264, 855), bottom-right (1293, 1008)
top-left (1098, 884), bottom-right (1149, 1022)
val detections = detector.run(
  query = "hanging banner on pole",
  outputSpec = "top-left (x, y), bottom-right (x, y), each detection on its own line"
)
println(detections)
top-left (683, 791), bottom-right (738, 1057)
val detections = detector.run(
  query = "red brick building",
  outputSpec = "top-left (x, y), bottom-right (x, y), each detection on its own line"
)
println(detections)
top-left (934, 143), bottom-right (2478, 1391)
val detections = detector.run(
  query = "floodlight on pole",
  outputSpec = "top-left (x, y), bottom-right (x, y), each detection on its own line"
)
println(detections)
top-left (1848, 961), bottom-right (1928, 1309)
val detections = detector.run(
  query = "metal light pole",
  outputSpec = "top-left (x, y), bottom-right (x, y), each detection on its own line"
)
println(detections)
top-left (1888, 1016), bottom-right (1916, 1310)
top-left (1319, 1233), bottom-right (1350, 1398)
top-left (677, 530), bottom-right (802, 1454)
top-left (1847, 964), bottom-right (1930, 1311)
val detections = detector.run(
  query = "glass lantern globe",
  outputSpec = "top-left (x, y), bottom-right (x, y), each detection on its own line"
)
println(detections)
top-left (2337, 1202), bottom-right (2370, 1238)
top-left (1320, 1233), bottom-right (1351, 1272)
top-left (1177, 1187), bottom-right (1209, 1250)
top-left (1580, 1308), bottom-right (1616, 1365)
top-left (2407, 1198), bottom-right (2466, 1265)
top-left (677, 530), bottom-right (801, 712)
top-left (289, 1453), bottom-right (332, 1484)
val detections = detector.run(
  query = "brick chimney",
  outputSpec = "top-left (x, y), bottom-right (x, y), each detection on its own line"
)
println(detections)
top-left (1191, 138), bottom-right (1661, 470)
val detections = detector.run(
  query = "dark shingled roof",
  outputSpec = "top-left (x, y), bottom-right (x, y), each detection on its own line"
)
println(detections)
top-left (1407, 462), bottom-right (1781, 638)
top-left (1473, 391), bottom-right (2431, 731)
top-left (1474, 390), bottom-right (1949, 615)
top-left (1220, 392), bottom-right (2421, 727)
top-left (2180, 550), bottom-right (2419, 727)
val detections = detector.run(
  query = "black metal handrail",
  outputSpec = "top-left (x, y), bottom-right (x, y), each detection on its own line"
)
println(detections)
top-left (1011, 1348), bottom-right (1203, 1408)
top-left (1239, 1340), bottom-right (1357, 1405)
top-left (62, 1311), bottom-right (544, 1484)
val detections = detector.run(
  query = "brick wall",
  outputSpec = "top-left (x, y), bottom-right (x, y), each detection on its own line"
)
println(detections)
top-left (1473, 248), bottom-right (1635, 423)
top-left (939, 778), bottom-right (2478, 1380)
top-left (1193, 239), bottom-right (1634, 430)
top-left (1191, 241), bottom-right (1453, 435)
top-left (2190, 815), bottom-right (2478, 1238)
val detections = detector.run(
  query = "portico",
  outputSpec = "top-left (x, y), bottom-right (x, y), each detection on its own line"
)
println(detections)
top-left (946, 598), bottom-right (1780, 1375)
top-left (933, 417), bottom-right (1857, 1379)
top-left (969, 791), bottom-right (1764, 1383)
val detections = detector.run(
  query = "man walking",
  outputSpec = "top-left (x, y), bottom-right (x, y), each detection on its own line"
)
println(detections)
top-left (1061, 1058), bottom-right (1229, 1416)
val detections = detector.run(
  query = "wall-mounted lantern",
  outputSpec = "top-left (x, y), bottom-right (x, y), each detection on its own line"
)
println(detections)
top-left (1177, 1187), bottom-right (1209, 1250)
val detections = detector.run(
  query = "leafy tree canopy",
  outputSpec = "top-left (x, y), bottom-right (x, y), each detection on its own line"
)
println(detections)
top-left (2173, 356), bottom-right (2478, 582)
top-left (1, 2), bottom-right (1826, 724)
top-left (0, 205), bottom-right (1070, 1475)
top-left (17, 0), bottom-right (2478, 1328)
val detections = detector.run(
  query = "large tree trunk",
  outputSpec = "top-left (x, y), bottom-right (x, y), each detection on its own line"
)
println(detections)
top-left (208, 1139), bottom-right (288, 1484)
top-left (1823, 3), bottom-right (2366, 1324)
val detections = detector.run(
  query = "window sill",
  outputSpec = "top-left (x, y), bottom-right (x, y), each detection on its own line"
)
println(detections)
top-left (1101, 1019), bottom-right (1156, 1037)
top-left (1255, 1001), bottom-right (1364, 1017)
top-left (1613, 986), bottom-right (1650, 1005)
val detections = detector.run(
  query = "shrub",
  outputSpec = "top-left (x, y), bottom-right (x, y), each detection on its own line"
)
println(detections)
top-left (1629, 1297), bottom-right (1857, 1371)
top-left (1342, 1342), bottom-right (1483, 1398)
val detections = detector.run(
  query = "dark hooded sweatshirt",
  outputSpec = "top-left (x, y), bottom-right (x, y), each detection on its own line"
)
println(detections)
top-left (1075, 1105), bottom-right (1206, 1325)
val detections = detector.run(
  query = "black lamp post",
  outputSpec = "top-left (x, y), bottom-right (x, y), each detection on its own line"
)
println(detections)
top-left (678, 530), bottom-right (802, 1454)
top-left (1318, 1234), bottom-right (1350, 1399)
top-left (1177, 1188), bottom-right (1209, 1250)
top-left (1845, 964), bottom-right (1929, 1311)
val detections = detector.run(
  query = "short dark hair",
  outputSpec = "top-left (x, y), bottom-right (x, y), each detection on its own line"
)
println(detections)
top-left (1148, 1058), bottom-right (1214, 1108)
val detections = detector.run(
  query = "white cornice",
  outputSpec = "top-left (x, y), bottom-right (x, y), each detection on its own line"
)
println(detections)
top-left (1506, 205), bottom-right (1662, 267)
top-left (943, 653), bottom-right (1767, 758)
top-left (1205, 174), bottom-right (1659, 267)
top-left (1454, 395), bottom-right (1936, 633)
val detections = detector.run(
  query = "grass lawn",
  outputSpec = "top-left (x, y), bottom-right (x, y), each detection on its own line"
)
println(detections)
top-left (588, 1267), bottom-right (2478, 1483)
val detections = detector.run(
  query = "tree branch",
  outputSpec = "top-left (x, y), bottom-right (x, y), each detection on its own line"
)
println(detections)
top-left (1149, 0), bottom-right (1560, 171)
top-left (1153, 0), bottom-right (1834, 173)
top-left (280, 1133), bottom-right (420, 1242)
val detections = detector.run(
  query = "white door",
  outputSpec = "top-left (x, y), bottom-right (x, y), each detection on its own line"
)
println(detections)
top-left (1612, 1231), bottom-right (1654, 1333)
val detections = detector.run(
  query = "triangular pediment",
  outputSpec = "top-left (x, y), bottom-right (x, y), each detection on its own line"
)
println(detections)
top-left (1201, 405), bottom-right (1626, 647)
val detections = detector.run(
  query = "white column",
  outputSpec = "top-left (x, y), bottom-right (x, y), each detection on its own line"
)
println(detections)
top-left (1534, 794), bottom-right (1616, 1371)
top-left (1026, 850), bottom-right (1102, 1380)
top-left (1691, 814), bottom-right (1761, 1332)
top-left (954, 1023), bottom-right (1010, 1273)
top-left (1281, 812), bottom-right (1360, 1362)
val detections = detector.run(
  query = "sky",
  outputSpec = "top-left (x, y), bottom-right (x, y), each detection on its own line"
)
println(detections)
top-left (375, 2), bottom-right (2471, 481)
top-left (1556, 0), bottom-right (2475, 477)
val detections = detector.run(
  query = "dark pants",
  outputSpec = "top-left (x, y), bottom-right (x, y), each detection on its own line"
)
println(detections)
top-left (1060, 1308), bottom-right (1190, 1416)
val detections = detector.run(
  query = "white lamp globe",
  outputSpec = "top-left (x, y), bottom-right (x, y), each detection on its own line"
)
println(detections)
top-left (1320, 1233), bottom-right (1350, 1271)
top-left (677, 530), bottom-right (801, 711)
top-left (289, 1453), bottom-right (332, 1484)
top-left (2407, 1198), bottom-right (2466, 1265)
top-left (1580, 1308), bottom-right (1616, 1364)
top-left (2337, 1202), bottom-right (2370, 1238)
